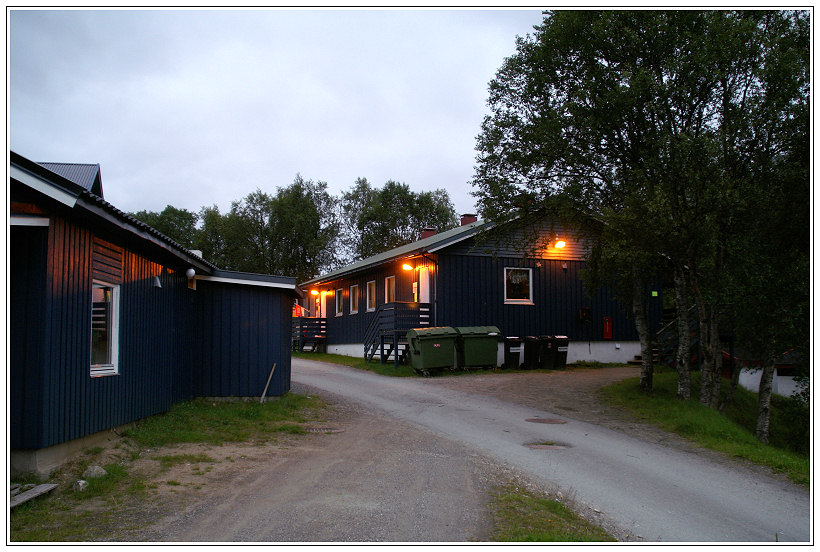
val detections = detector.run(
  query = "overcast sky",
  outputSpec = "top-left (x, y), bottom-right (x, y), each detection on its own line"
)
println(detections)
top-left (9, 8), bottom-right (544, 219)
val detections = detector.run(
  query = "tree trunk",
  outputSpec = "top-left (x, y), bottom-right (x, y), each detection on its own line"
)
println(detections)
top-left (756, 360), bottom-right (777, 443)
top-left (673, 266), bottom-right (691, 400)
top-left (633, 269), bottom-right (653, 391)
top-left (709, 313), bottom-right (722, 409)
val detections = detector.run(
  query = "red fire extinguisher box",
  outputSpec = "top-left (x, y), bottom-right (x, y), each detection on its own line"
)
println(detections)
top-left (603, 316), bottom-right (613, 340)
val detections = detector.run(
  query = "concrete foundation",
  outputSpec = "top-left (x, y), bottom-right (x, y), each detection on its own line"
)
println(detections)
top-left (11, 425), bottom-right (128, 479)
top-left (327, 341), bottom-right (642, 366)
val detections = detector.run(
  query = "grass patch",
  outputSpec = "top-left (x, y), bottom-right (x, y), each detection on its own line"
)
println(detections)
top-left (490, 483), bottom-right (615, 542)
top-left (122, 393), bottom-right (324, 448)
top-left (601, 371), bottom-right (809, 485)
top-left (10, 392), bottom-right (327, 542)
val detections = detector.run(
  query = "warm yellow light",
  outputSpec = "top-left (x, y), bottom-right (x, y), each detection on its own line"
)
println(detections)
top-left (555, 240), bottom-right (566, 249)
top-left (310, 289), bottom-right (319, 296)
top-left (402, 263), bottom-right (414, 271)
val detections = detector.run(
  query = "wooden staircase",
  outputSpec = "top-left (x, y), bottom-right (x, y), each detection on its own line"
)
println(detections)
top-left (363, 302), bottom-right (431, 367)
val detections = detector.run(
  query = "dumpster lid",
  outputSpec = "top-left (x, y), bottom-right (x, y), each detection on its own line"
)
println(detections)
top-left (456, 326), bottom-right (500, 336)
top-left (407, 326), bottom-right (457, 338)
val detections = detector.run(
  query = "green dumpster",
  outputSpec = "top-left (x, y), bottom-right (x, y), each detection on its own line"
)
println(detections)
top-left (407, 327), bottom-right (457, 376)
top-left (455, 326), bottom-right (501, 369)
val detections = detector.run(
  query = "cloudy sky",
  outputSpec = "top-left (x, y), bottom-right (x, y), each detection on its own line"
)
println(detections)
top-left (9, 8), bottom-right (544, 218)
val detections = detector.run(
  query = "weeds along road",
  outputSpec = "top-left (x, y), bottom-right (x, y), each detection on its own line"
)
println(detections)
top-left (292, 358), bottom-right (811, 543)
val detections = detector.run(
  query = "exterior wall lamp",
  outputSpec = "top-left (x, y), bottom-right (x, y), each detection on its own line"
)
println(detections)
top-left (555, 240), bottom-right (566, 249)
top-left (402, 263), bottom-right (414, 271)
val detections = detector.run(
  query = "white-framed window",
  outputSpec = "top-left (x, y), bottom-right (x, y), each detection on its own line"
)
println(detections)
top-left (91, 281), bottom-right (120, 376)
top-left (350, 284), bottom-right (359, 314)
top-left (335, 288), bottom-right (344, 316)
top-left (385, 276), bottom-right (395, 303)
top-left (366, 280), bottom-right (376, 311)
top-left (504, 267), bottom-right (534, 305)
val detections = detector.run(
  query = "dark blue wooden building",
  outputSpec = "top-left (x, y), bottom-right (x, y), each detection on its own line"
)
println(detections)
top-left (10, 152), bottom-right (298, 475)
top-left (299, 214), bottom-right (663, 364)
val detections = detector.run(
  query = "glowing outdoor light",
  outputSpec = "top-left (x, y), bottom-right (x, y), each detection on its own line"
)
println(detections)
top-left (555, 240), bottom-right (566, 249)
top-left (402, 263), bottom-right (414, 271)
top-left (310, 289), bottom-right (319, 296)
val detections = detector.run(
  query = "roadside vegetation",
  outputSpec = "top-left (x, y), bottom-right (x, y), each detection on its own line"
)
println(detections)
top-left (601, 371), bottom-right (810, 486)
top-left (10, 394), bottom-right (326, 542)
top-left (489, 482), bottom-right (615, 542)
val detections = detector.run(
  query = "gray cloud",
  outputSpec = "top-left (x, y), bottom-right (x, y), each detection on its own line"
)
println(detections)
top-left (10, 8), bottom-right (543, 217)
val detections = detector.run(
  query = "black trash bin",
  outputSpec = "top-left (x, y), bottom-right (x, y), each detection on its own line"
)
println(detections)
top-left (522, 336), bottom-right (541, 370)
top-left (553, 335), bottom-right (569, 369)
top-left (503, 337), bottom-right (523, 369)
top-left (538, 336), bottom-right (555, 370)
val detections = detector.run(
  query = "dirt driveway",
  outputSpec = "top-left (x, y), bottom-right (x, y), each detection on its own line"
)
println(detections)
top-left (107, 364), bottom-right (760, 542)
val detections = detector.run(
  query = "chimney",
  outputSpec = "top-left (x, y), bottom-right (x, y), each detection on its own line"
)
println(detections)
top-left (420, 228), bottom-right (437, 239)
top-left (460, 213), bottom-right (478, 226)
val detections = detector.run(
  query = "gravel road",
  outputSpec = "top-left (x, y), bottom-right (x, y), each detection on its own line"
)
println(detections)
top-left (130, 359), bottom-right (810, 543)
top-left (291, 358), bottom-right (811, 543)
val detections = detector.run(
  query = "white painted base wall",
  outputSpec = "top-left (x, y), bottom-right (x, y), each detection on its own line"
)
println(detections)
top-left (326, 341), bottom-right (642, 366)
top-left (739, 368), bottom-right (798, 398)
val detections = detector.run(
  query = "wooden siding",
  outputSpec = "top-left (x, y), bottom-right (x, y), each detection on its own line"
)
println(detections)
top-left (194, 280), bottom-right (292, 398)
top-left (10, 226), bottom-right (49, 449)
top-left (311, 256), bottom-right (437, 345)
top-left (10, 212), bottom-right (195, 449)
top-left (436, 254), bottom-right (663, 341)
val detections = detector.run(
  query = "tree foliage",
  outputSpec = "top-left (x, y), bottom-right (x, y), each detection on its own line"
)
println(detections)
top-left (131, 175), bottom-right (458, 283)
top-left (131, 205), bottom-right (199, 249)
top-left (341, 179), bottom-right (459, 261)
top-left (472, 10), bottom-right (809, 439)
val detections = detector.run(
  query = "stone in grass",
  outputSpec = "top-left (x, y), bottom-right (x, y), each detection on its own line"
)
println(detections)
top-left (73, 480), bottom-right (89, 491)
top-left (83, 465), bottom-right (107, 479)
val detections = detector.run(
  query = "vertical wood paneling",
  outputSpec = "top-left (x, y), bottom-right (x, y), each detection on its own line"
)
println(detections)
top-left (436, 254), bottom-right (662, 341)
top-left (194, 280), bottom-right (291, 398)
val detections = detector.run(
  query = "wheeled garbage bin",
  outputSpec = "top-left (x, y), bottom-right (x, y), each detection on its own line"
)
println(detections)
top-left (455, 326), bottom-right (500, 370)
top-left (503, 337), bottom-right (523, 369)
top-left (538, 336), bottom-right (555, 370)
top-left (522, 336), bottom-right (541, 370)
top-left (407, 327), bottom-right (457, 376)
top-left (553, 335), bottom-right (569, 369)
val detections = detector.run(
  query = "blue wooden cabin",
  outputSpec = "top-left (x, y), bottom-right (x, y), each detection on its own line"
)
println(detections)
top-left (9, 152), bottom-right (298, 475)
top-left (298, 214), bottom-right (663, 365)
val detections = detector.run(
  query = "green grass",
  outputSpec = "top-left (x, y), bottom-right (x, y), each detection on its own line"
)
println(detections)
top-left (490, 483), bottom-right (615, 542)
top-left (10, 392), bottom-right (326, 542)
top-left (122, 393), bottom-right (323, 448)
top-left (601, 371), bottom-right (809, 485)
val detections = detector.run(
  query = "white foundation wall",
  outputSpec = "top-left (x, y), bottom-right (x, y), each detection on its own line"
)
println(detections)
top-left (326, 341), bottom-right (641, 365)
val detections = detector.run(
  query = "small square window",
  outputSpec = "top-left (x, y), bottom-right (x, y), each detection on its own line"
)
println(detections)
top-left (504, 267), bottom-right (533, 305)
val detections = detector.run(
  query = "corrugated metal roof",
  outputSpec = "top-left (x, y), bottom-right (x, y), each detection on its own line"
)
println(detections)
top-left (301, 220), bottom-right (494, 286)
top-left (37, 162), bottom-right (103, 197)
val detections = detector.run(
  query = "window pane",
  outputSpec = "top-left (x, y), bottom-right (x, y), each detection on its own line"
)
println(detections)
top-left (350, 285), bottom-right (359, 312)
top-left (367, 281), bottom-right (376, 310)
top-left (505, 268), bottom-right (531, 301)
top-left (91, 285), bottom-right (112, 365)
top-left (386, 277), bottom-right (395, 303)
